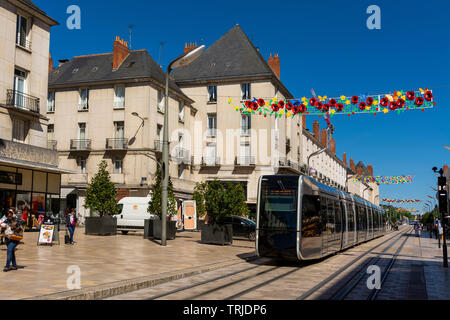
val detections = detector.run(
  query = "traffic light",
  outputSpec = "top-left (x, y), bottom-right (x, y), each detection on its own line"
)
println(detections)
top-left (439, 190), bottom-right (448, 214)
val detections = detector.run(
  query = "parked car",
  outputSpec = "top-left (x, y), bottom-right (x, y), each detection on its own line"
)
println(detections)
top-left (222, 216), bottom-right (256, 241)
top-left (115, 197), bottom-right (154, 234)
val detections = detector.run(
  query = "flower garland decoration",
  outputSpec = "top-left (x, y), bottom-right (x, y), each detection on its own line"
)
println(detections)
top-left (353, 175), bottom-right (414, 185)
top-left (229, 89), bottom-right (435, 119)
top-left (382, 199), bottom-right (422, 204)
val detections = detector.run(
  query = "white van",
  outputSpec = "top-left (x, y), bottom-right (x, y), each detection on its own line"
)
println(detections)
top-left (116, 197), bottom-right (154, 234)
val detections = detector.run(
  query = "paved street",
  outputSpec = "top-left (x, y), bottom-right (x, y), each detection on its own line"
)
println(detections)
top-left (0, 229), bottom-right (254, 300)
top-left (107, 227), bottom-right (450, 300)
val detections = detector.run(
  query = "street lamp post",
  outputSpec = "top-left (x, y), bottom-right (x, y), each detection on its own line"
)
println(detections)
top-left (161, 45), bottom-right (205, 246)
top-left (306, 127), bottom-right (330, 178)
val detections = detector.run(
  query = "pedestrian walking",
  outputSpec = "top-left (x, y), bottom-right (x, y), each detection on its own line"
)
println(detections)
top-left (66, 208), bottom-right (78, 245)
top-left (414, 223), bottom-right (419, 237)
top-left (1, 209), bottom-right (24, 272)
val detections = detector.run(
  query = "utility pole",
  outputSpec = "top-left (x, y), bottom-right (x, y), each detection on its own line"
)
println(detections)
top-left (433, 167), bottom-right (448, 268)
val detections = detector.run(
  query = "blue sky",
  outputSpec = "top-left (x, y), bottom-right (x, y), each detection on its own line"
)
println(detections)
top-left (35, 0), bottom-right (450, 213)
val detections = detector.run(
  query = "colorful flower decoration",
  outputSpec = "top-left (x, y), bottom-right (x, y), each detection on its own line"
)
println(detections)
top-left (382, 199), bottom-right (422, 204)
top-left (229, 89), bottom-right (435, 119)
top-left (353, 175), bottom-right (414, 185)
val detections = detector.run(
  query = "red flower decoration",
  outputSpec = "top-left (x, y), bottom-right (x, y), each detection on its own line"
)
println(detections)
top-left (251, 102), bottom-right (259, 111)
top-left (292, 106), bottom-right (300, 114)
top-left (351, 96), bottom-right (359, 105)
top-left (389, 101), bottom-right (397, 111)
top-left (425, 91), bottom-right (433, 102)
top-left (359, 102), bottom-right (366, 110)
top-left (315, 102), bottom-right (323, 110)
top-left (278, 101), bottom-right (285, 109)
top-left (271, 104), bottom-right (279, 112)
top-left (380, 97), bottom-right (390, 107)
top-left (286, 102), bottom-right (293, 110)
top-left (366, 97), bottom-right (374, 106)
top-left (245, 101), bottom-right (253, 108)
top-left (322, 104), bottom-right (330, 112)
top-left (336, 103), bottom-right (344, 112)
top-left (406, 91), bottom-right (415, 101)
top-left (257, 99), bottom-right (265, 107)
top-left (309, 98), bottom-right (317, 106)
top-left (397, 98), bottom-right (405, 109)
top-left (329, 99), bottom-right (337, 106)
top-left (299, 105), bottom-right (307, 113)
top-left (415, 97), bottom-right (424, 106)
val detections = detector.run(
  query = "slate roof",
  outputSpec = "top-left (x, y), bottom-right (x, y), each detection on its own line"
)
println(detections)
top-left (172, 25), bottom-right (293, 98)
top-left (356, 161), bottom-right (371, 176)
top-left (49, 50), bottom-right (191, 102)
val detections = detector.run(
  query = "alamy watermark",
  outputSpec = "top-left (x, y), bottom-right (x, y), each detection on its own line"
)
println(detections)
top-left (66, 265), bottom-right (81, 290)
top-left (66, 5), bottom-right (81, 30)
top-left (366, 5), bottom-right (381, 30)
top-left (366, 265), bottom-right (381, 290)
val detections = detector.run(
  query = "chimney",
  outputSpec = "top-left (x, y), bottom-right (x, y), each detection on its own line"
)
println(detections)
top-left (302, 115), bottom-right (306, 130)
top-left (367, 165), bottom-right (374, 177)
top-left (330, 138), bottom-right (336, 155)
top-left (357, 167), bottom-right (363, 176)
top-left (113, 36), bottom-right (130, 70)
top-left (268, 53), bottom-right (280, 78)
top-left (184, 42), bottom-right (198, 54)
top-left (49, 52), bottom-right (53, 71)
top-left (343, 153), bottom-right (347, 167)
top-left (313, 120), bottom-right (320, 141)
top-left (320, 129), bottom-right (327, 147)
top-left (350, 158), bottom-right (356, 173)
top-left (58, 59), bottom-right (69, 67)
top-left (444, 164), bottom-right (448, 175)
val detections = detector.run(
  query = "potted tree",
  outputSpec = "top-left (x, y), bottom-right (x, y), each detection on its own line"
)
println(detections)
top-left (193, 182), bottom-right (207, 231)
top-left (85, 161), bottom-right (120, 236)
top-left (147, 167), bottom-right (177, 240)
top-left (199, 180), bottom-right (249, 245)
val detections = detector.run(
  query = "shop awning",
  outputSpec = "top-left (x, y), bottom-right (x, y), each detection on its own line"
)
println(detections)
top-left (0, 156), bottom-right (75, 174)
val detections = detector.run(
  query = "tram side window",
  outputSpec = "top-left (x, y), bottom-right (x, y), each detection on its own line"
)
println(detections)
top-left (334, 200), bottom-right (342, 234)
top-left (326, 198), bottom-right (336, 236)
top-left (302, 195), bottom-right (321, 238)
top-left (346, 202), bottom-right (355, 231)
top-left (358, 205), bottom-right (366, 231)
top-left (320, 197), bottom-right (328, 233)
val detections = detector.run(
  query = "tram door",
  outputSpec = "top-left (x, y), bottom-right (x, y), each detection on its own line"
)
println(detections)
top-left (340, 200), bottom-right (349, 249)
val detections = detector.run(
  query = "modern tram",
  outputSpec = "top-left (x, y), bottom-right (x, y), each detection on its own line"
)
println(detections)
top-left (256, 175), bottom-right (387, 261)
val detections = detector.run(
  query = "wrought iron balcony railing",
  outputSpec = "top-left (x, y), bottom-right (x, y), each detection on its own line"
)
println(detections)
top-left (206, 129), bottom-right (217, 138)
top-left (154, 140), bottom-right (163, 153)
top-left (70, 139), bottom-right (91, 151)
top-left (235, 156), bottom-right (256, 167)
top-left (47, 140), bottom-right (57, 151)
top-left (201, 156), bottom-right (221, 167)
top-left (16, 37), bottom-right (32, 50)
top-left (175, 148), bottom-right (191, 164)
top-left (106, 138), bottom-right (128, 150)
top-left (6, 89), bottom-right (40, 113)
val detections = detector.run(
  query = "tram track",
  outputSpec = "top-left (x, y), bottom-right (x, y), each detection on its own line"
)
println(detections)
top-left (296, 227), bottom-right (412, 300)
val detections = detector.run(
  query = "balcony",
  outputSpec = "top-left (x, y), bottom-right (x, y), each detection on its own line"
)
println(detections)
top-left (47, 140), bottom-right (57, 151)
top-left (201, 156), bottom-right (220, 167)
top-left (106, 138), bottom-right (128, 150)
top-left (6, 89), bottom-right (40, 114)
top-left (235, 156), bottom-right (256, 167)
top-left (78, 103), bottom-right (89, 112)
top-left (278, 158), bottom-right (302, 174)
top-left (70, 139), bottom-right (91, 151)
top-left (206, 129), bottom-right (217, 138)
top-left (174, 148), bottom-right (191, 164)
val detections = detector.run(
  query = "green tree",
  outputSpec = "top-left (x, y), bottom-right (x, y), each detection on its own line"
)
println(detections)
top-left (85, 161), bottom-right (120, 217)
top-left (193, 182), bottom-right (207, 219)
top-left (147, 166), bottom-right (177, 219)
top-left (203, 180), bottom-right (249, 224)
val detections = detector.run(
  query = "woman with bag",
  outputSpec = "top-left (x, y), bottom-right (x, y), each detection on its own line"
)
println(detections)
top-left (1, 209), bottom-right (23, 272)
top-left (66, 208), bottom-right (78, 245)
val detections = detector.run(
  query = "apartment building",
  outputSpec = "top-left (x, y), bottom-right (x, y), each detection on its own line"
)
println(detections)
top-left (0, 0), bottom-right (68, 218)
top-left (47, 37), bottom-right (197, 220)
top-left (172, 25), bottom-right (303, 213)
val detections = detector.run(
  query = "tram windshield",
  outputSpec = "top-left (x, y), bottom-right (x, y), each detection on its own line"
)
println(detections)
top-left (259, 176), bottom-right (298, 230)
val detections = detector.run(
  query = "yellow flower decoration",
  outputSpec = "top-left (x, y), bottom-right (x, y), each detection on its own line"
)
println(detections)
top-left (383, 108), bottom-right (389, 114)
top-left (373, 100), bottom-right (379, 106)
top-left (247, 108), bottom-right (253, 113)
top-left (401, 96), bottom-right (406, 101)
top-left (386, 95), bottom-right (394, 102)
top-left (345, 100), bottom-right (351, 105)
top-left (265, 102), bottom-right (270, 107)
top-left (228, 98), bottom-right (232, 104)
top-left (287, 112), bottom-right (292, 117)
top-left (330, 109), bottom-right (336, 114)
top-left (365, 106), bottom-right (371, 111)
top-left (279, 109), bottom-right (285, 115)
top-left (301, 97), bottom-right (307, 102)
top-left (340, 96), bottom-right (346, 101)
top-left (235, 107), bottom-right (239, 111)
top-left (273, 97), bottom-right (278, 102)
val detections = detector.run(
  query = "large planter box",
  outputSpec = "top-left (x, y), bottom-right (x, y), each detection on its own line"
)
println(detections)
top-left (201, 224), bottom-right (233, 246)
top-left (144, 219), bottom-right (154, 239)
top-left (85, 216), bottom-right (117, 236)
top-left (152, 220), bottom-right (177, 240)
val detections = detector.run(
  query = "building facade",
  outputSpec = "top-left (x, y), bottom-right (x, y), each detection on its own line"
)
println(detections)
top-left (48, 37), bottom-right (197, 221)
top-left (172, 26), bottom-right (303, 213)
top-left (0, 0), bottom-right (67, 222)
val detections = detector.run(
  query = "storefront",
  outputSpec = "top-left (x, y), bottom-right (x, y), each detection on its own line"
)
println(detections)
top-left (0, 163), bottom-right (71, 229)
